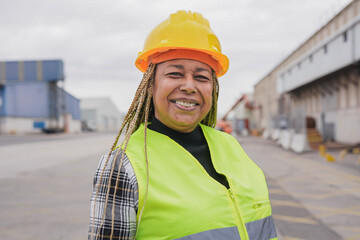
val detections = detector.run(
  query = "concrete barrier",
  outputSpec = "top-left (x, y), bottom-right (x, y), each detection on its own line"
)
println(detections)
top-left (276, 131), bottom-right (283, 145)
top-left (242, 129), bottom-right (249, 137)
top-left (271, 129), bottom-right (280, 141)
top-left (262, 129), bottom-right (270, 139)
top-left (279, 130), bottom-right (293, 150)
top-left (290, 133), bottom-right (311, 153)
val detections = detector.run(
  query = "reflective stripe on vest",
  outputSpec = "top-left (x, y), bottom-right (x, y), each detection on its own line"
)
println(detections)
top-left (175, 226), bottom-right (240, 240)
top-left (246, 215), bottom-right (277, 240)
top-left (125, 124), bottom-right (277, 240)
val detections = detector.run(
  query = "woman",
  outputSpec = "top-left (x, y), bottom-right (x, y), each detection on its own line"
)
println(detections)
top-left (89, 10), bottom-right (277, 240)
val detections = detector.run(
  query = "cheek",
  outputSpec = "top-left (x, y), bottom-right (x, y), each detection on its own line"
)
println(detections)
top-left (203, 85), bottom-right (213, 105)
top-left (152, 87), bottom-right (162, 110)
top-left (152, 81), bottom-right (171, 109)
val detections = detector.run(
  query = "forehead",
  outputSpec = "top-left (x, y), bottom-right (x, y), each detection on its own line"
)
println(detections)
top-left (157, 59), bottom-right (212, 72)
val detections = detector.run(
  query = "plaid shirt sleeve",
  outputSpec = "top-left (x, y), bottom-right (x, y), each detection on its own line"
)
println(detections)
top-left (88, 149), bottom-right (139, 240)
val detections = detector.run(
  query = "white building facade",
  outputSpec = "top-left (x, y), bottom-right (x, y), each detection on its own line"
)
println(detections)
top-left (80, 98), bottom-right (123, 132)
top-left (277, 1), bottom-right (360, 144)
top-left (254, 0), bottom-right (360, 146)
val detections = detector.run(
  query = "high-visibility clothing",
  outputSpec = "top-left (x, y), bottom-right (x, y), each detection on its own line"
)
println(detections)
top-left (135, 10), bottom-right (229, 77)
top-left (125, 124), bottom-right (277, 240)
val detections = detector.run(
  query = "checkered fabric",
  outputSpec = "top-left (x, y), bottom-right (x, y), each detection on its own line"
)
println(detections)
top-left (88, 150), bottom-right (138, 240)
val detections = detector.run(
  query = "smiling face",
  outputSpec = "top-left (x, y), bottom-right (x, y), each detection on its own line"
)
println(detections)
top-left (152, 59), bottom-right (213, 133)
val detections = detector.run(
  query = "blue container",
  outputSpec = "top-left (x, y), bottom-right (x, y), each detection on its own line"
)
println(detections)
top-left (33, 121), bottom-right (45, 129)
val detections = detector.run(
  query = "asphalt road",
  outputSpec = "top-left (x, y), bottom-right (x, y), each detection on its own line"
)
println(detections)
top-left (237, 136), bottom-right (360, 240)
top-left (0, 132), bottom-right (117, 240)
top-left (0, 132), bottom-right (359, 240)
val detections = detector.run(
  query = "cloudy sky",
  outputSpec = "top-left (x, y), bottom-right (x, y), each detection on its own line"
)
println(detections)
top-left (0, 0), bottom-right (353, 115)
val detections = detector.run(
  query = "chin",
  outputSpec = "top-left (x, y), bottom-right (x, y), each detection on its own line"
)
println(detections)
top-left (172, 115), bottom-right (199, 125)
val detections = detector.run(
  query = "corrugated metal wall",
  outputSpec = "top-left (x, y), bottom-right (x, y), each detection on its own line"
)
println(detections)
top-left (0, 60), bottom-right (64, 83)
top-left (5, 82), bottom-right (49, 118)
top-left (63, 90), bottom-right (80, 120)
top-left (0, 86), bottom-right (4, 116)
top-left (4, 82), bottom-right (80, 120)
top-left (0, 59), bottom-right (79, 123)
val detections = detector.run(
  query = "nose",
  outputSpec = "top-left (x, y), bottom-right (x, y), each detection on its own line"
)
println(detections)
top-left (179, 74), bottom-right (197, 94)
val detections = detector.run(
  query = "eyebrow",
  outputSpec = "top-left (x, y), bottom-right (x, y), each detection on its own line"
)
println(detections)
top-left (195, 67), bottom-right (211, 73)
top-left (166, 65), bottom-right (211, 73)
top-left (167, 64), bottom-right (184, 70)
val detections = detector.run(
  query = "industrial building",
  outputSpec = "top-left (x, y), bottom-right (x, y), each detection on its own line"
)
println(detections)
top-left (0, 59), bottom-right (81, 134)
top-left (80, 98), bottom-right (123, 132)
top-left (249, 0), bottom-right (360, 151)
top-left (222, 94), bottom-right (258, 137)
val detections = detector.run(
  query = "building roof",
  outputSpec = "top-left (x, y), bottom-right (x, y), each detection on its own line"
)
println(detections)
top-left (253, 0), bottom-right (356, 87)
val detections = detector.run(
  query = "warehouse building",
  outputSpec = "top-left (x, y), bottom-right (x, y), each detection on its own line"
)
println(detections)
top-left (0, 59), bottom-right (81, 134)
top-left (251, 0), bottom-right (360, 150)
top-left (80, 98), bottom-right (123, 132)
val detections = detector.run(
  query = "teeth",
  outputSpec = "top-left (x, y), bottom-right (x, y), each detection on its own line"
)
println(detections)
top-left (175, 101), bottom-right (196, 107)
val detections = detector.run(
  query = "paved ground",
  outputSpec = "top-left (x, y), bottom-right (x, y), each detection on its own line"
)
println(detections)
top-left (0, 132), bottom-right (359, 239)
top-left (0, 132), bottom-right (118, 240)
top-left (237, 136), bottom-right (360, 240)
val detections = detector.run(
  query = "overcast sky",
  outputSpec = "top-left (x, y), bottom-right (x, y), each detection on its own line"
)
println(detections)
top-left (0, 0), bottom-right (353, 115)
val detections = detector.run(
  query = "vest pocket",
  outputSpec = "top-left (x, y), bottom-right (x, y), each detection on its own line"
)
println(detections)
top-left (245, 200), bottom-right (277, 240)
top-left (248, 199), bottom-right (272, 220)
top-left (252, 199), bottom-right (270, 209)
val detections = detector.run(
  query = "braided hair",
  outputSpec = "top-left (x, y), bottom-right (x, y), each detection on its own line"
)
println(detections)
top-left (90, 63), bottom-right (219, 240)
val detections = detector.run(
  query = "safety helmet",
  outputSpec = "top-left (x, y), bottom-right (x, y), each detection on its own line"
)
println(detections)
top-left (135, 10), bottom-right (229, 77)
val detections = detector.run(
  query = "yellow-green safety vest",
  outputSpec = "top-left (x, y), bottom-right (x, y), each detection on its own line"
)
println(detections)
top-left (125, 124), bottom-right (277, 240)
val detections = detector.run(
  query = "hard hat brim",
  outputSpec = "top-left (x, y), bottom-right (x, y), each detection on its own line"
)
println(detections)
top-left (135, 47), bottom-right (229, 77)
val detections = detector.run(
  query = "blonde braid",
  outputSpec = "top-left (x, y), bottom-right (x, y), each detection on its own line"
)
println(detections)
top-left (109, 86), bottom-right (146, 238)
top-left (91, 65), bottom-right (218, 240)
top-left (134, 79), bottom-right (153, 238)
top-left (91, 64), bottom-right (155, 240)
top-left (201, 71), bottom-right (219, 127)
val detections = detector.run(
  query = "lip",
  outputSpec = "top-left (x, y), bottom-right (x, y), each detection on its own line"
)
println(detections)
top-left (170, 98), bottom-right (200, 111)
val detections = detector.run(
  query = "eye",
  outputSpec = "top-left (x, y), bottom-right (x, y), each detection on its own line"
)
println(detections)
top-left (195, 75), bottom-right (210, 82)
top-left (166, 72), bottom-right (183, 78)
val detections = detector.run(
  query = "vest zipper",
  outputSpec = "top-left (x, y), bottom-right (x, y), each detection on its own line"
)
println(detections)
top-left (155, 126), bottom-right (249, 238)
top-left (228, 188), bottom-right (248, 240)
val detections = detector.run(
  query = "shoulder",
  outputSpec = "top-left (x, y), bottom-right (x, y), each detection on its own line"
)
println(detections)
top-left (200, 124), bottom-right (238, 143)
top-left (97, 149), bottom-right (130, 171)
top-left (94, 149), bottom-right (137, 188)
top-left (201, 124), bottom-right (264, 173)
top-left (89, 149), bottom-right (139, 239)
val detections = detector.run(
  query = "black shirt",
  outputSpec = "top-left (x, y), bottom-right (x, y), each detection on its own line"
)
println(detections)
top-left (149, 116), bottom-right (229, 189)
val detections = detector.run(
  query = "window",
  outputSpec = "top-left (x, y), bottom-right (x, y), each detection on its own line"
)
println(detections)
top-left (324, 45), bottom-right (328, 54)
top-left (297, 62), bottom-right (302, 69)
top-left (343, 31), bottom-right (348, 42)
top-left (309, 54), bottom-right (313, 62)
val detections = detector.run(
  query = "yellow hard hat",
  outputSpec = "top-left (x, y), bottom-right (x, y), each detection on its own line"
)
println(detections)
top-left (135, 10), bottom-right (229, 77)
